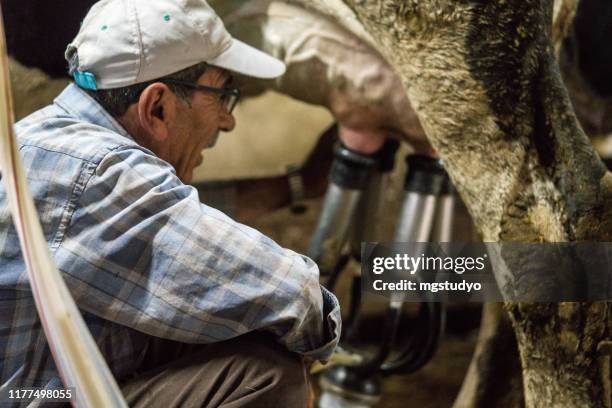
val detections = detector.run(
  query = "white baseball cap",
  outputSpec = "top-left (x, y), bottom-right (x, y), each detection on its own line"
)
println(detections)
top-left (65, 0), bottom-right (286, 90)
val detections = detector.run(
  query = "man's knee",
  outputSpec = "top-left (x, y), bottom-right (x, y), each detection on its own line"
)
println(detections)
top-left (122, 333), bottom-right (310, 408)
top-left (228, 333), bottom-right (310, 406)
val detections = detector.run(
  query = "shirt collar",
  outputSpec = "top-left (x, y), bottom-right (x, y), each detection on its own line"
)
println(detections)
top-left (54, 83), bottom-right (132, 139)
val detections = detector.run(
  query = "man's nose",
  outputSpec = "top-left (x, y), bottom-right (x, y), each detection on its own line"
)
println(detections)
top-left (219, 111), bottom-right (236, 132)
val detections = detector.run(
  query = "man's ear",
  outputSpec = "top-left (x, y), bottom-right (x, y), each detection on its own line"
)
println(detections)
top-left (137, 83), bottom-right (177, 142)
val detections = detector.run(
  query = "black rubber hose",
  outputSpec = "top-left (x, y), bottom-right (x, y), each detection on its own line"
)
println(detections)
top-left (353, 303), bottom-right (403, 376)
top-left (381, 302), bottom-right (445, 375)
top-left (341, 275), bottom-right (363, 344)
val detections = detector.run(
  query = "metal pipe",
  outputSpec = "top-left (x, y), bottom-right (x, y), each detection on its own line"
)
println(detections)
top-left (350, 140), bottom-right (399, 260)
top-left (378, 156), bottom-right (450, 375)
top-left (309, 184), bottom-right (362, 275)
top-left (432, 175), bottom-right (455, 243)
top-left (394, 192), bottom-right (438, 242)
top-left (342, 141), bottom-right (399, 340)
top-left (308, 143), bottom-right (377, 276)
top-left (350, 172), bottom-right (387, 259)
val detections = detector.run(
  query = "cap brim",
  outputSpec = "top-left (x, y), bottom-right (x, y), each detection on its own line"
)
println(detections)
top-left (208, 39), bottom-right (286, 79)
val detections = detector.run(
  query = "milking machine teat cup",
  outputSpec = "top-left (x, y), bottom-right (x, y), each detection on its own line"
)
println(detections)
top-left (309, 140), bottom-right (458, 408)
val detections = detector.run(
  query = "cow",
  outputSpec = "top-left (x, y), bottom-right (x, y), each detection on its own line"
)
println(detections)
top-left (331, 1), bottom-right (611, 407)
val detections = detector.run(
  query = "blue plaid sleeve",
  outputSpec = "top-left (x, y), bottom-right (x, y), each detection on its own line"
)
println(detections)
top-left (54, 145), bottom-right (340, 361)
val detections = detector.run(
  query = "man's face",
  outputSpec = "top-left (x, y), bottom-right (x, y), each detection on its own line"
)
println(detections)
top-left (167, 67), bottom-right (236, 183)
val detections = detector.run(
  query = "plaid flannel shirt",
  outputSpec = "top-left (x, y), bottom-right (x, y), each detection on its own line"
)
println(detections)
top-left (0, 84), bottom-right (340, 394)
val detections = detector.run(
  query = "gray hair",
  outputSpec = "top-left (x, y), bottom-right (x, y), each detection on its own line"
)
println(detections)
top-left (67, 52), bottom-right (209, 117)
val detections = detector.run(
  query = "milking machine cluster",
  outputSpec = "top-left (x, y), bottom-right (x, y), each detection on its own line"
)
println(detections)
top-left (308, 136), bottom-right (456, 407)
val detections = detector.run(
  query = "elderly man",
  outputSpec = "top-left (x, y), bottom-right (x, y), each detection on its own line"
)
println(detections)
top-left (0, 0), bottom-right (340, 406)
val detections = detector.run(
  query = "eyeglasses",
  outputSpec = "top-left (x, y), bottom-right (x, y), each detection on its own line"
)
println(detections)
top-left (162, 79), bottom-right (241, 114)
